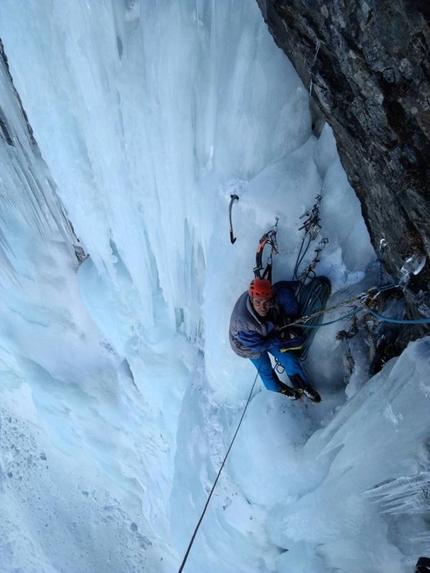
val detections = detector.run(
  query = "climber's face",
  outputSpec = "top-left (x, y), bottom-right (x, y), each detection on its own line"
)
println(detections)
top-left (251, 297), bottom-right (272, 317)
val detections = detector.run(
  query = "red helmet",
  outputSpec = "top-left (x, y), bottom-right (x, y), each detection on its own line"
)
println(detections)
top-left (248, 278), bottom-right (273, 299)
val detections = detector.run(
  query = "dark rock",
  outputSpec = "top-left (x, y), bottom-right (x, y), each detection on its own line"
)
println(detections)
top-left (0, 38), bottom-right (37, 147)
top-left (257, 0), bottom-right (430, 344)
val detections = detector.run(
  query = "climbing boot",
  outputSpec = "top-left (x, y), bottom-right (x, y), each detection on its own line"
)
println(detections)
top-left (279, 383), bottom-right (302, 400)
top-left (300, 385), bottom-right (321, 403)
top-left (289, 374), bottom-right (321, 403)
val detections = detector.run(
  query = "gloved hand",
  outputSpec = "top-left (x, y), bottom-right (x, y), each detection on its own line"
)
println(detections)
top-left (278, 327), bottom-right (304, 352)
top-left (279, 325), bottom-right (302, 340)
top-left (266, 330), bottom-right (285, 349)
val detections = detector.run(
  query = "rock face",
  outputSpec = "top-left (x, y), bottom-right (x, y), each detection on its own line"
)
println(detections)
top-left (257, 0), bottom-right (430, 332)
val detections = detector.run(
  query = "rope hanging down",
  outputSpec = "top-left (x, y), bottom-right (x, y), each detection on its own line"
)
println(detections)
top-left (177, 371), bottom-right (260, 573)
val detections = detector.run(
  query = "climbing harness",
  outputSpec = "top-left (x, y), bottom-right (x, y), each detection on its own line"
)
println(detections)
top-left (229, 194), bottom-right (239, 244)
top-left (177, 370), bottom-right (260, 573)
top-left (253, 217), bottom-right (279, 283)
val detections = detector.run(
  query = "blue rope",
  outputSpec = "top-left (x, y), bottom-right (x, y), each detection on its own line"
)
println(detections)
top-left (363, 304), bottom-right (430, 325)
top-left (300, 303), bottom-right (430, 329)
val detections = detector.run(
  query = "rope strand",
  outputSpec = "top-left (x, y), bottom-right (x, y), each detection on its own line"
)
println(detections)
top-left (363, 304), bottom-right (430, 325)
top-left (177, 372), bottom-right (259, 573)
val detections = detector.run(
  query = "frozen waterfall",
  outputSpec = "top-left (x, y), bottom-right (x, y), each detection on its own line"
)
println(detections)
top-left (0, 2), bottom-right (429, 572)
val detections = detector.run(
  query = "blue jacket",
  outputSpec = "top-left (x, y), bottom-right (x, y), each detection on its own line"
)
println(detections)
top-left (229, 281), bottom-right (300, 359)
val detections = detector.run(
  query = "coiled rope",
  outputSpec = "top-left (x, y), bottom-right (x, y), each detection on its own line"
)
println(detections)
top-left (177, 371), bottom-right (259, 573)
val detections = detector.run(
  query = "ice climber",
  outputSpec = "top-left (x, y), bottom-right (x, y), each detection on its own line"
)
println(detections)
top-left (229, 278), bottom-right (320, 401)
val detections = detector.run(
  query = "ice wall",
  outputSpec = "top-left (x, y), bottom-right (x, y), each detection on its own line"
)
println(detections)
top-left (0, 0), bottom-right (314, 343)
top-left (271, 336), bottom-right (430, 573)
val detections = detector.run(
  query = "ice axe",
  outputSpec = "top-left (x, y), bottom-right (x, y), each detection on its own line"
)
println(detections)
top-left (229, 194), bottom-right (239, 244)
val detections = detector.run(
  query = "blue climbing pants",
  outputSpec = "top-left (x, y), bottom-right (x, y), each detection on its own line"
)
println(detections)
top-left (250, 348), bottom-right (308, 392)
